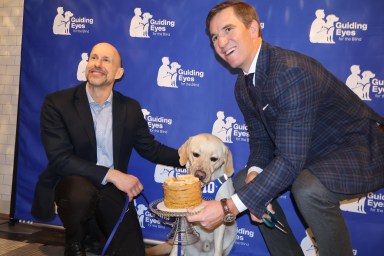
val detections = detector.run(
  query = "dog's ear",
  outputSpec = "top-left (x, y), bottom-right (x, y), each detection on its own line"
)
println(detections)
top-left (224, 147), bottom-right (234, 177)
top-left (178, 137), bottom-right (191, 166)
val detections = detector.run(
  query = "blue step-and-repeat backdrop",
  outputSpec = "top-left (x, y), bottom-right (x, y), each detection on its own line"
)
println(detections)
top-left (13, 0), bottom-right (384, 255)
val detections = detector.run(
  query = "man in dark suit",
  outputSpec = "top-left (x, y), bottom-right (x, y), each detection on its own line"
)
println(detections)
top-left (188, 2), bottom-right (384, 256)
top-left (31, 42), bottom-right (181, 256)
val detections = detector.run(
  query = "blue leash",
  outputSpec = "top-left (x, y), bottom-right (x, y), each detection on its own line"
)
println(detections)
top-left (101, 193), bottom-right (150, 256)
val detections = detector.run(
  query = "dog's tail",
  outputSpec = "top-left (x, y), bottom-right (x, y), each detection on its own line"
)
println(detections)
top-left (145, 242), bottom-right (173, 256)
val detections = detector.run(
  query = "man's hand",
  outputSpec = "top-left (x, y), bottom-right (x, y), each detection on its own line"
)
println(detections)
top-left (106, 169), bottom-right (143, 202)
top-left (187, 198), bottom-right (239, 230)
top-left (186, 200), bottom-right (224, 230)
top-left (245, 171), bottom-right (258, 184)
top-left (250, 203), bottom-right (275, 223)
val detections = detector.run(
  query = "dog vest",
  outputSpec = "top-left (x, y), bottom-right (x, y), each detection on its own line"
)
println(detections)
top-left (202, 173), bottom-right (231, 199)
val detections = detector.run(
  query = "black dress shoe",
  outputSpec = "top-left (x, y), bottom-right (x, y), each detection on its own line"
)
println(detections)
top-left (64, 241), bottom-right (86, 256)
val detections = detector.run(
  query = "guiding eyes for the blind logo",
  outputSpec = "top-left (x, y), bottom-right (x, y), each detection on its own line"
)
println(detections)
top-left (52, 6), bottom-right (93, 35)
top-left (345, 65), bottom-right (384, 101)
top-left (156, 57), bottom-right (204, 88)
top-left (309, 9), bottom-right (367, 44)
top-left (129, 7), bottom-right (175, 38)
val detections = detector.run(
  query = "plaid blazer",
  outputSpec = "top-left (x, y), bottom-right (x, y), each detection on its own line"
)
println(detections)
top-left (235, 41), bottom-right (384, 217)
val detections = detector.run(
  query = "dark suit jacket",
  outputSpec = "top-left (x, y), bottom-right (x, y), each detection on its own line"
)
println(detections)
top-left (31, 83), bottom-right (180, 221)
top-left (235, 41), bottom-right (384, 217)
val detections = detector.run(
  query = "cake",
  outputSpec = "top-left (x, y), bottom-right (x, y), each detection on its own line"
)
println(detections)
top-left (163, 174), bottom-right (202, 209)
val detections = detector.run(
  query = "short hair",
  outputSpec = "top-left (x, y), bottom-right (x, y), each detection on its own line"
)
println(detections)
top-left (206, 1), bottom-right (262, 37)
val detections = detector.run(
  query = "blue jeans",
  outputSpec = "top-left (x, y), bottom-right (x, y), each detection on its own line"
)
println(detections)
top-left (292, 169), bottom-right (362, 256)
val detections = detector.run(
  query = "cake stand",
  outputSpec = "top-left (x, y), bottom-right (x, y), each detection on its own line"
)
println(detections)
top-left (149, 198), bottom-right (207, 246)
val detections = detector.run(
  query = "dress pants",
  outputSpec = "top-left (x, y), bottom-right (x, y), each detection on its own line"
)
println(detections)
top-left (292, 169), bottom-right (360, 256)
top-left (233, 168), bottom-right (304, 256)
top-left (55, 176), bottom-right (145, 256)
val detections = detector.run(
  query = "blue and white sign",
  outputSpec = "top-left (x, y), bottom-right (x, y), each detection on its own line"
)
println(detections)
top-left (13, 1), bottom-right (384, 255)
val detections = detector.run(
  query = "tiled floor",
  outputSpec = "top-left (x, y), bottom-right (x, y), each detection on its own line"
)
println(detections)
top-left (0, 216), bottom-right (67, 255)
top-left (0, 216), bottom-right (98, 255)
top-left (0, 215), bottom-right (156, 256)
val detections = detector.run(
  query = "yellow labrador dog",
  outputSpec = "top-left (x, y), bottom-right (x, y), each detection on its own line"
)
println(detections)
top-left (146, 133), bottom-right (237, 256)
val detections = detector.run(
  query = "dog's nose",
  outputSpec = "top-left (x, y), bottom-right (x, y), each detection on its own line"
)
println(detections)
top-left (195, 170), bottom-right (206, 181)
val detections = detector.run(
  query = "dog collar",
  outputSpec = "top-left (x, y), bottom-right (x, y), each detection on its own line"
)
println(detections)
top-left (216, 173), bottom-right (229, 184)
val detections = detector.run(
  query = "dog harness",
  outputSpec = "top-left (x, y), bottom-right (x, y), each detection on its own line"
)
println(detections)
top-left (202, 173), bottom-right (231, 199)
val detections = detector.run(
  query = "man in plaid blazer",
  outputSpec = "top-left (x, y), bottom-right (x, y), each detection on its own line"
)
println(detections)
top-left (188, 2), bottom-right (384, 255)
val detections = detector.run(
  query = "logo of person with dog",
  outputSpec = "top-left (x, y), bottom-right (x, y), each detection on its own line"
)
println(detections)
top-left (340, 197), bottom-right (367, 214)
top-left (52, 6), bottom-right (73, 35)
top-left (134, 200), bottom-right (148, 229)
top-left (129, 8), bottom-right (153, 38)
top-left (300, 229), bottom-right (319, 256)
top-left (346, 65), bottom-right (375, 101)
top-left (212, 111), bottom-right (237, 143)
top-left (309, 9), bottom-right (339, 44)
top-left (157, 57), bottom-right (181, 88)
top-left (76, 52), bottom-right (88, 81)
top-left (142, 108), bottom-right (150, 120)
top-left (154, 165), bottom-right (186, 183)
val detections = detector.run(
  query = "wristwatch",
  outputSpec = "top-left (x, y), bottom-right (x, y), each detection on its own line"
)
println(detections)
top-left (220, 198), bottom-right (236, 223)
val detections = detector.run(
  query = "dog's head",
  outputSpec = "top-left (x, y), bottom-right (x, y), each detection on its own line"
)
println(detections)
top-left (362, 70), bottom-right (375, 79)
top-left (178, 133), bottom-right (234, 184)
top-left (143, 12), bottom-right (153, 20)
top-left (170, 62), bottom-right (181, 70)
top-left (64, 11), bottom-right (73, 18)
top-left (225, 116), bottom-right (236, 125)
top-left (137, 204), bottom-right (148, 214)
top-left (326, 14), bottom-right (339, 23)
